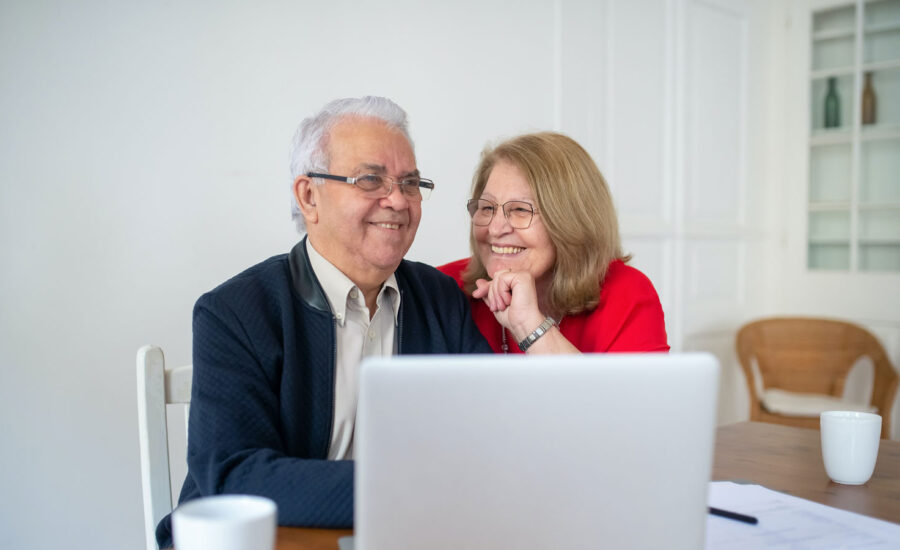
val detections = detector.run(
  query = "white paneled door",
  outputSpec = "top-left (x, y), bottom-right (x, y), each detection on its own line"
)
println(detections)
top-left (557, 0), bottom-right (775, 425)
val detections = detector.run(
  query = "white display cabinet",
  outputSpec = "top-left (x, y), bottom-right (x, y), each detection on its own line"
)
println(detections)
top-left (808, 0), bottom-right (900, 271)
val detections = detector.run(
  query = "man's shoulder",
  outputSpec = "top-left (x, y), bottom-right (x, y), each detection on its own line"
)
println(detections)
top-left (397, 258), bottom-right (462, 294)
top-left (197, 253), bottom-right (292, 309)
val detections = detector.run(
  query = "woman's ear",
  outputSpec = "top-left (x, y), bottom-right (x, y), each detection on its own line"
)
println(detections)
top-left (293, 175), bottom-right (318, 224)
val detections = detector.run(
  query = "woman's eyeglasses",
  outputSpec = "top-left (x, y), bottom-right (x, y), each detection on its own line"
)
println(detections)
top-left (466, 198), bottom-right (536, 229)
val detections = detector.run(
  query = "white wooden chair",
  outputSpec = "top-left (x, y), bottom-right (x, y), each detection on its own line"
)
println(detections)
top-left (136, 345), bottom-right (192, 550)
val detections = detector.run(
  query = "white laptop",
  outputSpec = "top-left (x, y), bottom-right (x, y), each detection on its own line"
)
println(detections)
top-left (350, 353), bottom-right (720, 550)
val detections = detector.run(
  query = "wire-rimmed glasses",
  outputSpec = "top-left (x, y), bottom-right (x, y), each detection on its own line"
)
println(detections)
top-left (466, 198), bottom-right (537, 229)
top-left (307, 172), bottom-right (434, 201)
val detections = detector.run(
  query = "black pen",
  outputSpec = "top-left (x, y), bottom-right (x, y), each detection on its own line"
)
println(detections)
top-left (708, 506), bottom-right (758, 525)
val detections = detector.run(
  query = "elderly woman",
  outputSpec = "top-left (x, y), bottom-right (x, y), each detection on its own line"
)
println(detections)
top-left (438, 132), bottom-right (669, 354)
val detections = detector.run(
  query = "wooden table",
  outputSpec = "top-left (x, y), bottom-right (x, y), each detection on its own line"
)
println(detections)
top-left (712, 421), bottom-right (900, 523)
top-left (274, 527), bottom-right (352, 550)
top-left (273, 421), bottom-right (900, 549)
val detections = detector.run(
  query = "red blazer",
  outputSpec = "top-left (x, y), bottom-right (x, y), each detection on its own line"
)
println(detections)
top-left (437, 258), bottom-right (670, 353)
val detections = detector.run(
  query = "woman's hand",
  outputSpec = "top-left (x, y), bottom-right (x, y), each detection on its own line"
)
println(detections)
top-left (472, 270), bottom-right (546, 343)
top-left (473, 270), bottom-right (579, 354)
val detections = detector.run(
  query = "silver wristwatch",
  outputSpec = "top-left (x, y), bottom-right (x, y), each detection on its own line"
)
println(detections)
top-left (517, 317), bottom-right (557, 352)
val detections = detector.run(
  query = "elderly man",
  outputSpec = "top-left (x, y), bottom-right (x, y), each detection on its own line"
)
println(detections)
top-left (156, 96), bottom-right (490, 548)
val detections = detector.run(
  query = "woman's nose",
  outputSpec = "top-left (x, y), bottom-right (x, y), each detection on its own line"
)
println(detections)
top-left (488, 209), bottom-right (512, 235)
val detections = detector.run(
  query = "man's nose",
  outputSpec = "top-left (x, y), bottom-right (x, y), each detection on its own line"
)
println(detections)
top-left (380, 181), bottom-right (410, 209)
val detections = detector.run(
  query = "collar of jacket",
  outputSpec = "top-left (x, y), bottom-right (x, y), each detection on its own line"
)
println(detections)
top-left (289, 236), bottom-right (408, 318)
top-left (288, 236), bottom-right (331, 313)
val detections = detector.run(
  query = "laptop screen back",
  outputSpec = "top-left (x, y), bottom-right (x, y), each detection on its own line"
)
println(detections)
top-left (355, 353), bottom-right (720, 550)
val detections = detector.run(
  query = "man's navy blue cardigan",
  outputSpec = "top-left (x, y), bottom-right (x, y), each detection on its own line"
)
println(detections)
top-left (156, 239), bottom-right (491, 548)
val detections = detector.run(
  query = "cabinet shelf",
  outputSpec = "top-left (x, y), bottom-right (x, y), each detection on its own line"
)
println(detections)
top-left (859, 240), bottom-right (900, 246)
top-left (809, 238), bottom-right (850, 245)
top-left (809, 201), bottom-right (851, 211)
top-left (813, 27), bottom-right (855, 41)
top-left (862, 58), bottom-right (900, 71)
top-left (808, 205), bottom-right (900, 215)
top-left (810, 129), bottom-right (852, 145)
top-left (810, 19), bottom-right (900, 39)
top-left (860, 202), bottom-right (900, 210)
top-left (811, 66), bottom-right (856, 79)
top-left (809, 203), bottom-right (900, 212)
top-left (811, 60), bottom-right (900, 80)
top-left (860, 124), bottom-right (900, 141)
top-left (865, 21), bottom-right (900, 35)
top-left (809, 125), bottom-right (900, 144)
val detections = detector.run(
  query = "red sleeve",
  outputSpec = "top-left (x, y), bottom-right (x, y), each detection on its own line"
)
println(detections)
top-left (576, 261), bottom-right (670, 352)
top-left (436, 258), bottom-right (470, 292)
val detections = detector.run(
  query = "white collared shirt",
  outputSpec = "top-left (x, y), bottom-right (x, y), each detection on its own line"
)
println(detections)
top-left (306, 239), bottom-right (399, 460)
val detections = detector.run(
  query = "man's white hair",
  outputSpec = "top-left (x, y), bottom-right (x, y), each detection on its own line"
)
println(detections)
top-left (288, 96), bottom-right (413, 233)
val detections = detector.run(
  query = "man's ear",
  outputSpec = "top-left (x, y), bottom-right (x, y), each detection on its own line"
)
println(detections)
top-left (293, 175), bottom-right (319, 224)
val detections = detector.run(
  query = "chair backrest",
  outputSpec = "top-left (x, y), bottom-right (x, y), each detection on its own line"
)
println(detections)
top-left (736, 317), bottom-right (898, 438)
top-left (136, 345), bottom-right (192, 550)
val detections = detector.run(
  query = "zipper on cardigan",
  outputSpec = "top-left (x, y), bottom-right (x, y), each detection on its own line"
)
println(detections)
top-left (397, 288), bottom-right (404, 353)
top-left (323, 315), bottom-right (338, 458)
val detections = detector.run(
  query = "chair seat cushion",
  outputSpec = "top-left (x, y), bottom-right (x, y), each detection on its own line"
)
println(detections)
top-left (761, 388), bottom-right (878, 417)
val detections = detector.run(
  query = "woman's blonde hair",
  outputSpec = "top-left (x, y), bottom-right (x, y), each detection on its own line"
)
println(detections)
top-left (462, 132), bottom-right (627, 316)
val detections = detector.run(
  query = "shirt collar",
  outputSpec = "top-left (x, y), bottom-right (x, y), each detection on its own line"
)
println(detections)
top-left (305, 239), bottom-right (400, 326)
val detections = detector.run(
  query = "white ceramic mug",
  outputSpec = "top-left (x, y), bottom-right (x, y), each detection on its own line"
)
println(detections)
top-left (173, 495), bottom-right (277, 550)
top-left (820, 411), bottom-right (882, 485)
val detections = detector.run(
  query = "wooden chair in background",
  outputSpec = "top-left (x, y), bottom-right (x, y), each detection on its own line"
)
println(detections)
top-left (736, 317), bottom-right (898, 439)
top-left (136, 345), bottom-right (192, 550)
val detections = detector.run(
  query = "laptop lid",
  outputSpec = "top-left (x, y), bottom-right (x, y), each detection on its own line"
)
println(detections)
top-left (355, 353), bottom-right (720, 550)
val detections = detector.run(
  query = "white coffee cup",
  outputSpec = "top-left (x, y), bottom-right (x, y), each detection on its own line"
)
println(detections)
top-left (173, 495), bottom-right (277, 550)
top-left (820, 411), bottom-right (882, 485)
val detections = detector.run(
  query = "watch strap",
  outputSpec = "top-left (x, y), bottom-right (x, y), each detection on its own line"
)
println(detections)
top-left (517, 317), bottom-right (557, 352)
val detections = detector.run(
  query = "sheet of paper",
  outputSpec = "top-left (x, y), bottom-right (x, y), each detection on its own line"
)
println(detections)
top-left (706, 481), bottom-right (900, 549)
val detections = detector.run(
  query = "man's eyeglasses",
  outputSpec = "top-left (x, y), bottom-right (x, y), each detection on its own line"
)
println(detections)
top-left (307, 172), bottom-right (434, 201)
top-left (467, 198), bottom-right (537, 229)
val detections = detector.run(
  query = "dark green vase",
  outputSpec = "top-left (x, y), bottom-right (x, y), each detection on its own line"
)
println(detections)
top-left (824, 77), bottom-right (840, 129)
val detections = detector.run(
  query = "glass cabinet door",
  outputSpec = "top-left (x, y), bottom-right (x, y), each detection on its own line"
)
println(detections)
top-left (808, 0), bottom-right (900, 272)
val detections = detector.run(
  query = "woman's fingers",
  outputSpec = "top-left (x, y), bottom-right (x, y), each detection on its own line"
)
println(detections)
top-left (473, 278), bottom-right (490, 299)
top-left (476, 270), bottom-right (535, 316)
top-left (475, 277), bottom-right (509, 311)
top-left (496, 275), bottom-right (513, 307)
top-left (488, 272), bottom-right (515, 312)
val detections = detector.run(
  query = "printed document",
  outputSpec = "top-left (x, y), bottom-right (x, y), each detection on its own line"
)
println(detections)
top-left (706, 481), bottom-right (900, 549)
